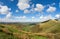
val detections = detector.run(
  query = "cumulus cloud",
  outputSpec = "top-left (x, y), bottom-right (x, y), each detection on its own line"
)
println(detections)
top-left (17, 0), bottom-right (30, 10)
top-left (39, 15), bottom-right (55, 22)
top-left (23, 4), bottom-right (35, 14)
top-left (55, 14), bottom-right (60, 18)
top-left (0, 15), bottom-right (27, 22)
top-left (15, 16), bottom-right (26, 19)
top-left (0, 4), bottom-right (12, 22)
top-left (6, 12), bottom-right (12, 18)
top-left (19, 0), bottom-right (30, 3)
top-left (0, 0), bottom-right (58, 22)
top-left (32, 16), bottom-right (35, 19)
top-left (16, 10), bottom-right (19, 12)
top-left (31, 16), bottom-right (35, 21)
top-left (20, 16), bottom-right (26, 19)
top-left (30, 4), bottom-right (35, 13)
top-left (9, 8), bottom-right (11, 11)
top-left (47, 6), bottom-right (56, 12)
top-left (0, 5), bottom-right (11, 14)
top-left (24, 9), bottom-right (30, 13)
top-left (14, 16), bottom-right (29, 22)
top-left (39, 16), bottom-right (49, 22)
top-left (17, 0), bottom-right (45, 14)
top-left (35, 4), bottom-right (44, 12)
top-left (0, 18), bottom-right (20, 22)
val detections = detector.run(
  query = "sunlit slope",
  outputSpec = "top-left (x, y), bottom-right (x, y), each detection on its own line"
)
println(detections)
top-left (16, 20), bottom-right (60, 33)
top-left (39, 20), bottom-right (60, 33)
top-left (0, 20), bottom-right (60, 39)
top-left (0, 24), bottom-right (48, 39)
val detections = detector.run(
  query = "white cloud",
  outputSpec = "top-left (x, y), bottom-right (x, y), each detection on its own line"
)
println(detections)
top-left (35, 4), bottom-right (44, 12)
top-left (39, 15), bottom-right (44, 19)
top-left (19, 0), bottom-right (30, 3)
top-left (30, 4), bottom-right (35, 13)
top-left (6, 12), bottom-right (12, 18)
top-left (47, 6), bottom-right (56, 12)
top-left (55, 14), bottom-right (60, 18)
top-left (0, 16), bottom-right (27, 22)
top-left (31, 16), bottom-right (35, 21)
top-left (9, 8), bottom-right (11, 11)
top-left (0, 5), bottom-right (11, 14)
top-left (0, 4), bottom-right (12, 22)
top-left (39, 15), bottom-right (55, 22)
top-left (20, 16), bottom-right (26, 19)
top-left (0, 4), bottom-right (12, 20)
top-left (32, 16), bottom-right (35, 19)
top-left (17, 0), bottom-right (45, 13)
top-left (0, 18), bottom-right (19, 22)
top-left (17, 0), bottom-right (30, 10)
top-left (16, 10), bottom-right (19, 12)
top-left (15, 16), bottom-right (26, 19)
top-left (24, 9), bottom-right (30, 13)
top-left (39, 16), bottom-right (49, 22)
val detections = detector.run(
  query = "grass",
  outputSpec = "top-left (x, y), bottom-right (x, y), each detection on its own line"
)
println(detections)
top-left (33, 36), bottom-right (48, 39)
top-left (0, 24), bottom-right (48, 39)
top-left (0, 32), bottom-right (19, 39)
top-left (0, 20), bottom-right (60, 39)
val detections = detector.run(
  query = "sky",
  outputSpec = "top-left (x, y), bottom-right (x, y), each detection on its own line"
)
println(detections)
top-left (0, 0), bottom-right (60, 22)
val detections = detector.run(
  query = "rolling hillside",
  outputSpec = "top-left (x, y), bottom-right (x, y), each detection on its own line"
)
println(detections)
top-left (0, 20), bottom-right (60, 39)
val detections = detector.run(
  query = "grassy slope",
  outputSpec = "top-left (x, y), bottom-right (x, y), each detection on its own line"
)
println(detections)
top-left (18, 20), bottom-right (60, 39)
top-left (21, 20), bottom-right (60, 33)
top-left (39, 20), bottom-right (60, 33)
top-left (0, 20), bottom-right (60, 39)
top-left (0, 24), bottom-right (48, 39)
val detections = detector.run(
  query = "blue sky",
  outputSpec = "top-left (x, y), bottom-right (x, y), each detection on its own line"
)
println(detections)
top-left (0, 0), bottom-right (60, 22)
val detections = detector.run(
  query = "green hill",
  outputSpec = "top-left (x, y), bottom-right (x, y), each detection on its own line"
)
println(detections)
top-left (0, 23), bottom-right (48, 39)
top-left (0, 20), bottom-right (60, 39)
